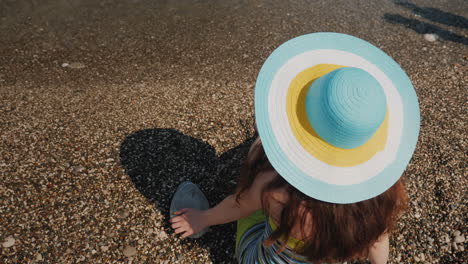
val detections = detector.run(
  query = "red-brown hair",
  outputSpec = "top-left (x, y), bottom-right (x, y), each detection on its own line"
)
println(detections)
top-left (236, 139), bottom-right (408, 263)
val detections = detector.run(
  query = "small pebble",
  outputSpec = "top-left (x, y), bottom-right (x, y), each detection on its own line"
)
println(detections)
top-left (123, 245), bottom-right (137, 257)
top-left (61, 62), bottom-right (69, 67)
top-left (101, 245), bottom-right (109, 252)
top-left (419, 253), bottom-right (425, 262)
top-left (36, 253), bottom-right (43, 261)
top-left (395, 254), bottom-right (401, 262)
top-left (158, 230), bottom-right (168, 240)
top-left (2, 236), bottom-right (15, 248)
top-left (427, 237), bottom-right (434, 245)
top-left (424, 33), bottom-right (438, 42)
top-left (118, 209), bottom-right (130, 218)
top-left (443, 234), bottom-right (451, 244)
top-left (454, 235), bottom-right (465, 243)
top-left (68, 62), bottom-right (86, 69)
top-left (72, 165), bottom-right (85, 173)
top-left (146, 228), bottom-right (154, 235)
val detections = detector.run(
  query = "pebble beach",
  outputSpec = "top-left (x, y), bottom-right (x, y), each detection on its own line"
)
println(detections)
top-left (0, 0), bottom-right (466, 263)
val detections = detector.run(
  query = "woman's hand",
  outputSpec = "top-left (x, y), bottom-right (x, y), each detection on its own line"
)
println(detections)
top-left (169, 175), bottom-right (268, 238)
top-left (170, 208), bottom-right (208, 238)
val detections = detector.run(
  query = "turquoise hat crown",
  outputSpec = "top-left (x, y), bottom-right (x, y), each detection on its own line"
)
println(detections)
top-left (305, 67), bottom-right (387, 149)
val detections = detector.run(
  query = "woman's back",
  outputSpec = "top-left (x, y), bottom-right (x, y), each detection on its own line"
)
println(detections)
top-left (233, 139), bottom-right (405, 263)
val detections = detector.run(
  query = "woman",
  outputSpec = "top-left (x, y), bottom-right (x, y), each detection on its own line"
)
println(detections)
top-left (170, 33), bottom-right (420, 263)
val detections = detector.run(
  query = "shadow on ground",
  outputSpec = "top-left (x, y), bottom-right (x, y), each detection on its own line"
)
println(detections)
top-left (119, 128), bottom-right (256, 263)
top-left (384, 0), bottom-right (468, 45)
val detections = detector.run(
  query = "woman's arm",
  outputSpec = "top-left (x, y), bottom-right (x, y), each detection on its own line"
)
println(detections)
top-left (368, 233), bottom-right (389, 264)
top-left (170, 169), bottom-right (275, 238)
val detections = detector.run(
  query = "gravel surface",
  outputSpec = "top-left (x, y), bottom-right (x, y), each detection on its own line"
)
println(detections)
top-left (0, 0), bottom-right (467, 263)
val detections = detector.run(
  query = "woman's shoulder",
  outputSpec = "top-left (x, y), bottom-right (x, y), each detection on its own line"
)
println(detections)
top-left (256, 169), bottom-right (277, 184)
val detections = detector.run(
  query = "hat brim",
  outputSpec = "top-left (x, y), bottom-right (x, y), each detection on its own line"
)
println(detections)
top-left (255, 32), bottom-right (420, 204)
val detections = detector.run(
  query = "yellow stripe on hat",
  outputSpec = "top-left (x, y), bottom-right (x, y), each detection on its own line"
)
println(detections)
top-left (286, 64), bottom-right (389, 167)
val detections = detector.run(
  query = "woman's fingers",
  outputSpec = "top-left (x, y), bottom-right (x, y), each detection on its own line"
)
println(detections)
top-left (170, 219), bottom-right (193, 237)
top-left (174, 225), bottom-right (194, 237)
top-left (171, 222), bottom-right (183, 229)
top-left (169, 208), bottom-right (201, 238)
top-left (170, 213), bottom-right (189, 223)
top-left (181, 230), bottom-right (192, 239)
top-left (174, 227), bottom-right (187, 234)
top-left (170, 216), bottom-right (182, 223)
top-left (174, 208), bottom-right (189, 215)
top-left (170, 209), bottom-right (189, 223)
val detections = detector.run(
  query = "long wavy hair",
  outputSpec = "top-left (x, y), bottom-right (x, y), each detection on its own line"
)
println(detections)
top-left (235, 138), bottom-right (408, 263)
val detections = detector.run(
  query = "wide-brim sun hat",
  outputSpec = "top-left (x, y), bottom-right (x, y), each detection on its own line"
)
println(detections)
top-left (255, 32), bottom-right (420, 204)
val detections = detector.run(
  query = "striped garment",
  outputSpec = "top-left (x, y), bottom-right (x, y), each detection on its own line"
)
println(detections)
top-left (235, 219), bottom-right (310, 264)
